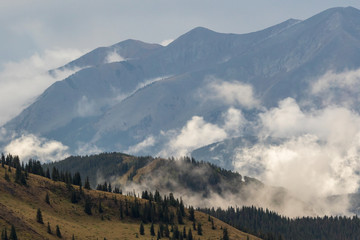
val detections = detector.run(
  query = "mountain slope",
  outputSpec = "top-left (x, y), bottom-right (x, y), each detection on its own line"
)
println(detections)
top-left (3, 7), bottom-right (360, 158)
top-left (0, 163), bottom-right (259, 240)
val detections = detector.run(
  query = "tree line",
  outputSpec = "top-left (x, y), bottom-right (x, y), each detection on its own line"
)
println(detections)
top-left (200, 205), bottom-right (360, 240)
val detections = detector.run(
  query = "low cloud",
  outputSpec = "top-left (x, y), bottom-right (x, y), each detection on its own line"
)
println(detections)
top-left (127, 136), bottom-right (156, 155)
top-left (231, 95), bottom-right (360, 216)
top-left (4, 134), bottom-right (69, 163)
top-left (0, 48), bottom-right (84, 125)
top-left (160, 108), bottom-right (247, 157)
top-left (202, 77), bottom-right (260, 109)
top-left (310, 69), bottom-right (360, 109)
top-left (105, 50), bottom-right (124, 63)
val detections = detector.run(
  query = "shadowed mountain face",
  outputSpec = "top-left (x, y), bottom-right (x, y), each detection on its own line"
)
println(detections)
top-left (3, 7), bottom-right (360, 158)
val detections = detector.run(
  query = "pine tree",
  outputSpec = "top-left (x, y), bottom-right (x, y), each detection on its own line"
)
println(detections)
top-left (1, 153), bottom-right (4, 168)
top-left (187, 228), bottom-right (193, 240)
top-left (1, 228), bottom-right (8, 240)
top-left (150, 222), bottom-right (155, 236)
top-left (84, 176), bottom-right (91, 190)
top-left (71, 190), bottom-right (78, 204)
top-left (197, 223), bottom-right (202, 235)
top-left (9, 225), bottom-right (17, 240)
top-left (211, 218), bottom-right (215, 230)
top-left (164, 224), bottom-right (170, 237)
top-left (223, 228), bottom-right (229, 240)
top-left (98, 201), bottom-right (103, 213)
top-left (45, 193), bottom-right (50, 204)
top-left (4, 172), bottom-right (10, 182)
top-left (56, 225), bottom-right (62, 238)
top-left (189, 206), bottom-right (195, 221)
top-left (183, 226), bottom-right (187, 238)
top-left (47, 222), bottom-right (52, 234)
top-left (119, 200), bottom-right (124, 219)
top-left (45, 168), bottom-right (51, 179)
top-left (139, 223), bottom-right (145, 235)
top-left (157, 229), bottom-right (161, 240)
top-left (72, 234), bottom-right (75, 240)
top-left (36, 208), bottom-right (44, 224)
top-left (177, 207), bottom-right (184, 224)
top-left (84, 197), bottom-right (92, 215)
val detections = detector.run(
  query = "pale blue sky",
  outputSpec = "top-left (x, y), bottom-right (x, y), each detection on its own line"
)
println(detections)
top-left (1, 0), bottom-right (360, 66)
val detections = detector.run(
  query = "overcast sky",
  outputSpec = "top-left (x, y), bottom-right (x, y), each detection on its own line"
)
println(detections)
top-left (1, 0), bottom-right (360, 65)
top-left (1, 0), bottom-right (360, 125)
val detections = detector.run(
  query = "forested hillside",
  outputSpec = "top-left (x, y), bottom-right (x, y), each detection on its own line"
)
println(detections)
top-left (200, 206), bottom-right (360, 240)
top-left (0, 153), bottom-right (258, 239)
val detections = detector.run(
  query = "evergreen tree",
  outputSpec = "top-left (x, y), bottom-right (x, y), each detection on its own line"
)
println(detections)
top-left (4, 172), bottom-right (10, 182)
top-left (223, 228), bottom-right (229, 240)
top-left (84, 176), bottom-right (91, 190)
top-left (119, 200), bottom-right (124, 219)
top-left (157, 228), bottom-right (161, 239)
top-left (45, 193), bottom-right (50, 204)
top-left (177, 207), bottom-right (184, 224)
top-left (183, 226), bottom-right (187, 238)
top-left (1, 228), bottom-right (8, 240)
top-left (187, 228), bottom-right (193, 240)
top-left (71, 190), bottom-right (78, 204)
top-left (211, 218), bottom-right (215, 230)
top-left (150, 222), bottom-right (155, 236)
top-left (72, 234), bottom-right (75, 240)
top-left (197, 223), bottom-right (202, 235)
top-left (45, 168), bottom-right (51, 179)
top-left (56, 225), bottom-right (62, 238)
top-left (139, 223), bottom-right (145, 235)
top-left (47, 222), bottom-right (52, 234)
top-left (98, 201), bottom-right (103, 213)
top-left (84, 197), bottom-right (92, 215)
top-left (9, 225), bottom-right (17, 240)
top-left (164, 224), bottom-right (170, 238)
top-left (36, 208), bottom-right (44, 224)
top-left (189, 206), bottom-right (195, 221)
top-left (1, 153), bottom-right (4, 168)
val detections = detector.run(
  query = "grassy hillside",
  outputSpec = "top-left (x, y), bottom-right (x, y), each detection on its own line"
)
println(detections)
top-left (0, 164), bottom-right (260, 240)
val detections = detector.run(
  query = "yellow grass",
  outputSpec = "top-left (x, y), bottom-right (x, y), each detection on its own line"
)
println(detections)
top-left (0, 166), bottom-right (261, 239)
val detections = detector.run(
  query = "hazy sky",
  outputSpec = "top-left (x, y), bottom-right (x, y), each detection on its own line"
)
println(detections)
top-left (1, 0), bottom-right (360, 125)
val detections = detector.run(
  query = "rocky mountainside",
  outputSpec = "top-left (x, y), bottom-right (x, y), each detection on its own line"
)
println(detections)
top-left (3, 7), bottom-right (360, 159)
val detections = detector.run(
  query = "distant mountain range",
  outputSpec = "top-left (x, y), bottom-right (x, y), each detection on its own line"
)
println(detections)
top-left (3, 7), bottom-right (360, 166)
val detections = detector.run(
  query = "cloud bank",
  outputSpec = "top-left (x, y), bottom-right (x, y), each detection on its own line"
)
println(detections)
top-left (4, 134), bottom-right (69, 163)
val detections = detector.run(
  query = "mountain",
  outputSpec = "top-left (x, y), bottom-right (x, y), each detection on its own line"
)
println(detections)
top-left (3, 7), bottom-right (360, 159)
top-left (0, 161), bottom-right (259, 240)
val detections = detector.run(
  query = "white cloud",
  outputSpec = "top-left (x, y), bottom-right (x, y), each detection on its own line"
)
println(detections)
top-left (310, 69), bottom-right (360, 108)
top-left (4, 134), bottom-right (69, 163)
top-left (160, 116), bottom-right (227, 157)
top-left (231, 96), bottom-right (360, 215)
top-left (105, 50), bottom-right (124, 63)
top-left (0, 48), bottom-right (84, 125)
top-left (260, 97), bottom-right (360, 146)
top-left (202, 78), bottom-right (260, 108)
top-left (127, 136), bottom-right (156, 154)
top-left (160, 39), bottom-right (174, 46)
top-left (222, 107), bottom-right (246, 135)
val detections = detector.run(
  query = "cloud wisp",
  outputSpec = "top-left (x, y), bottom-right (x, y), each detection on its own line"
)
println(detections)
top-left (0, 48), bottom-right (84, 125)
